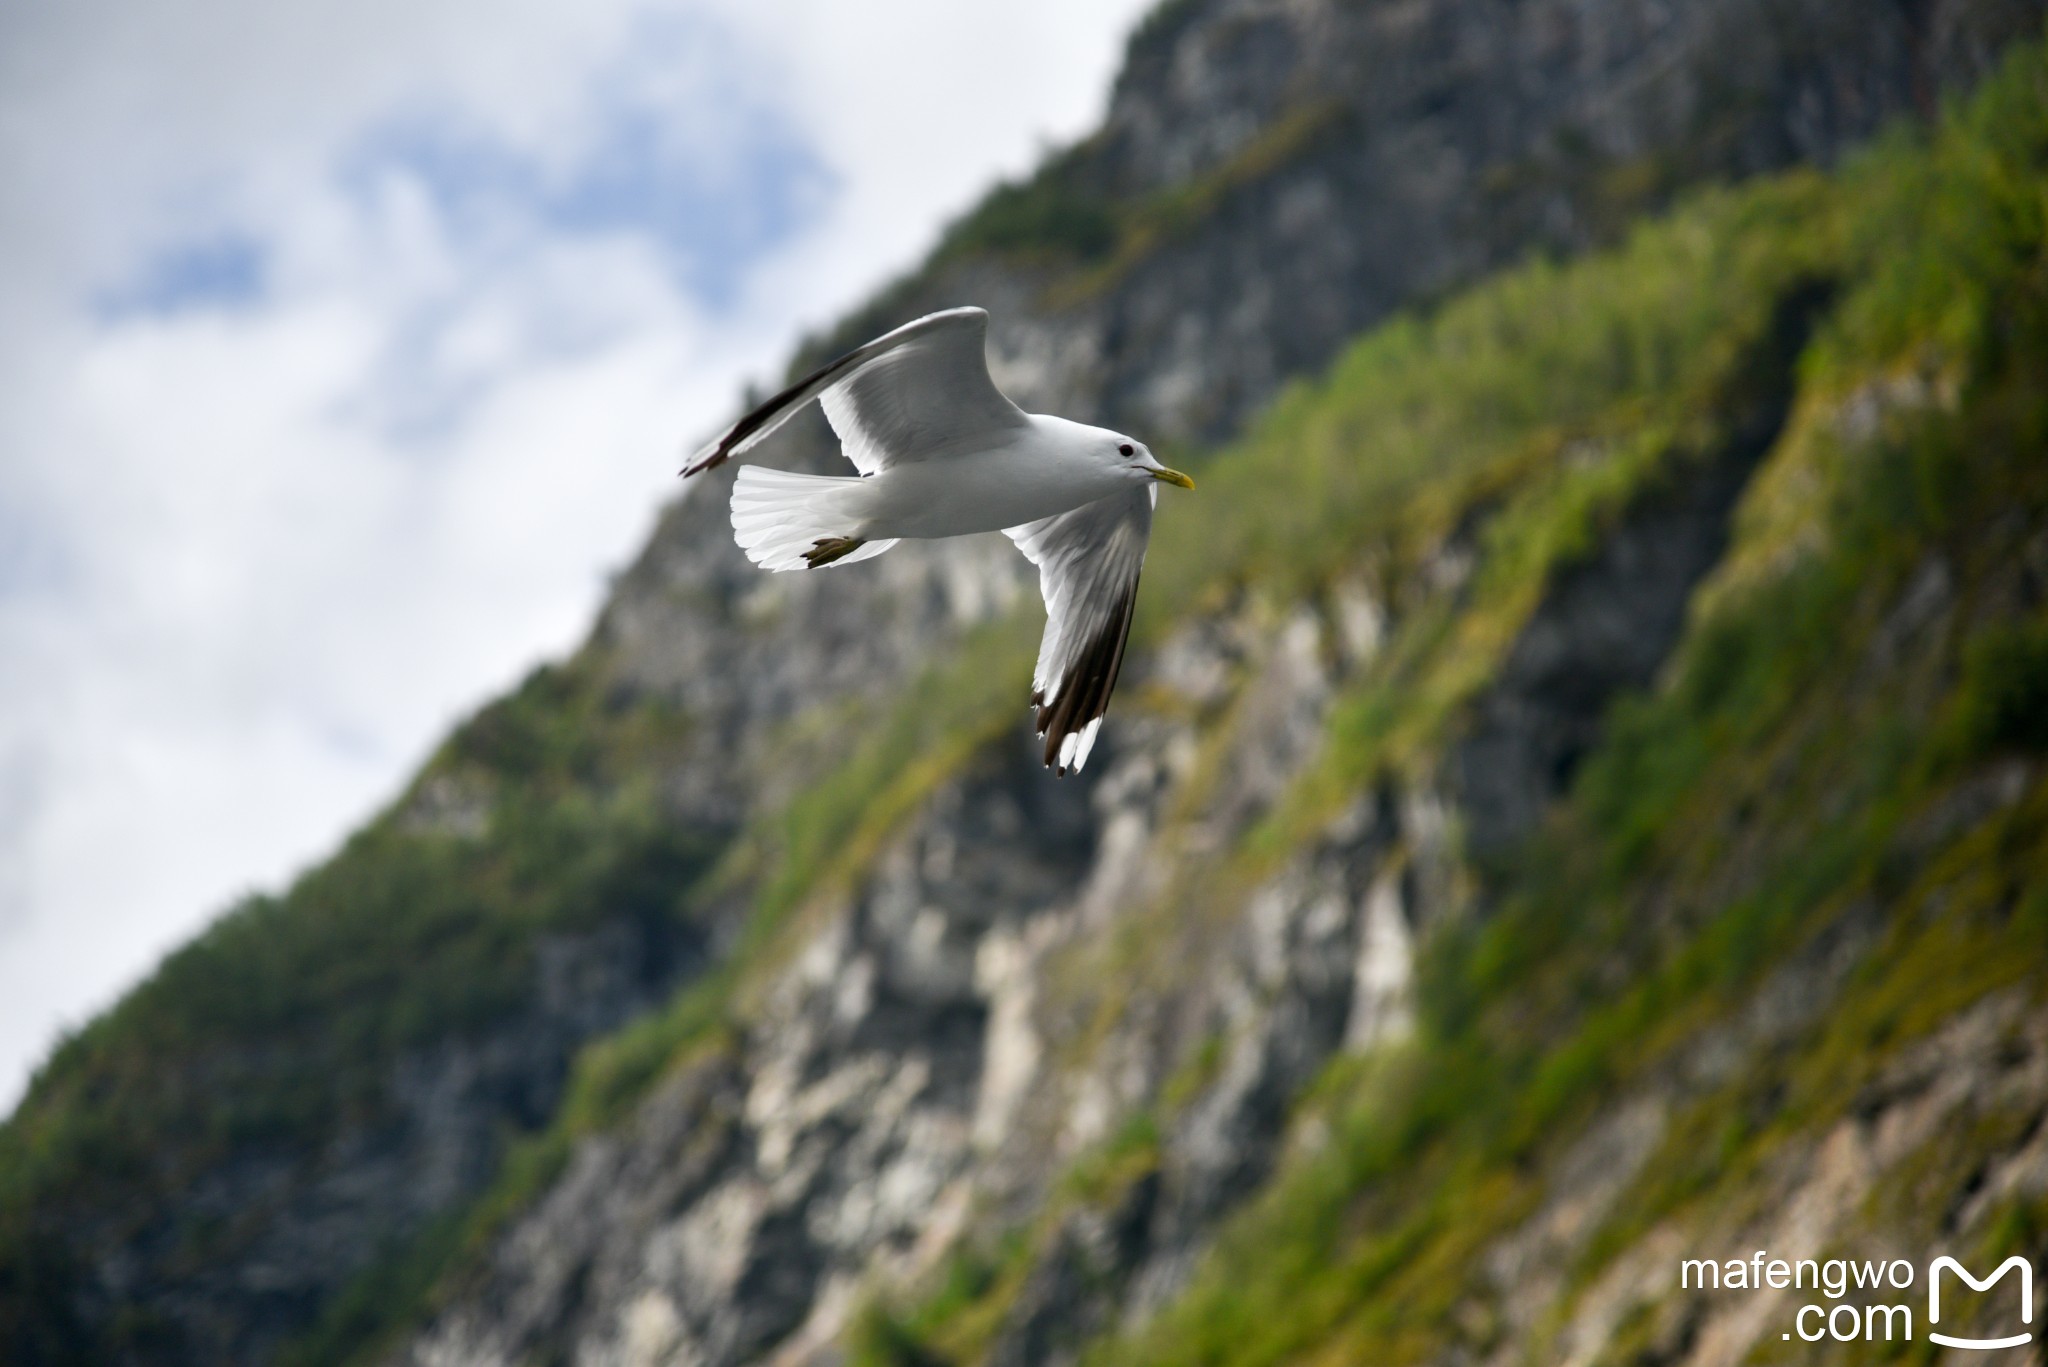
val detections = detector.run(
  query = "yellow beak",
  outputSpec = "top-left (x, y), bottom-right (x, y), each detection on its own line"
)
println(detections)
top-left (1150, 466), bottom-right (1196, 490)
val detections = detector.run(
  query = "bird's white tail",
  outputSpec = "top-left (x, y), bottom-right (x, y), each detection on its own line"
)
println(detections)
top-left (729, 465), bottom-right (897, 572)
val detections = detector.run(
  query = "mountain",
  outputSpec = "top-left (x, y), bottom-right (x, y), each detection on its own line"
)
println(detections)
top-left (6, 1), bottom-right (2048, 1364)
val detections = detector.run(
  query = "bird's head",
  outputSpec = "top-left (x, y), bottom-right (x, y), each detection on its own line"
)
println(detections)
top-left (1105, 433), bottom-right (1194, 491)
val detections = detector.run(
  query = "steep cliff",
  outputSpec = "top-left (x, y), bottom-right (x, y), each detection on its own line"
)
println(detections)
top-left (5, 3), bottom-right (2048, 1366)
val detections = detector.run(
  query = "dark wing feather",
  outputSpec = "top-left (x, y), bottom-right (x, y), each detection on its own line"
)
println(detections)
top-left (1004, 486), bottom-right (1154, 776)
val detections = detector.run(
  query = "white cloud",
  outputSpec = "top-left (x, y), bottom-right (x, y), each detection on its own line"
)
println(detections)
top-left (0, 0), bottom-right (1154, 1113)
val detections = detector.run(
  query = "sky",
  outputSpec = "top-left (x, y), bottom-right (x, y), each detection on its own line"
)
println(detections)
top-left (0, 0), bottom-right (1157, 1115)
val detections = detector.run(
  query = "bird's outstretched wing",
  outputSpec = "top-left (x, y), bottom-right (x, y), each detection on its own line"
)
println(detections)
top-left (681, 306), bottom-right (1027, 478)
top-left (1005, 486), bottom-right (1154, 776)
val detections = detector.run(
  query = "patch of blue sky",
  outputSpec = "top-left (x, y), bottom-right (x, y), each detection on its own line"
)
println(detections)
top-left (328, 16), bottom-right (837, 442)
top-left (0, 491), bottom-right (76, 601)
top-left (315, 719), bottom-right (383, 765)
top-left (338, 22), bottom-right (835, 313)
top-left (93, 232), bottom-right (268, 320)
top-left (552, 106), bottom-right (834, 309)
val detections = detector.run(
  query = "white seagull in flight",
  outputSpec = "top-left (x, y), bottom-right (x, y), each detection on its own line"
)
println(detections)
top-left (680, 306), bottom-right (1194, 776)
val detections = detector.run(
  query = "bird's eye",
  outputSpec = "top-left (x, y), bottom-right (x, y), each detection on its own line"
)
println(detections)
top-left (1118, 443), bottom-right (1135, 457)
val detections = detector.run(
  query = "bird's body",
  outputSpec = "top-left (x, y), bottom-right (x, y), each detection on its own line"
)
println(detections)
top-left (681, 307), bottom-right (1193, 775)
top-left (788, 415), bottom-right (1133, 542)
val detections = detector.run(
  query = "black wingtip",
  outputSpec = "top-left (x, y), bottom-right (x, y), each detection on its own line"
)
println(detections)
top-left (678, 449), bottom-right (727, 480)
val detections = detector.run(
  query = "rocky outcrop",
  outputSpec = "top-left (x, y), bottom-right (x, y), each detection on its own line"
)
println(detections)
top-left (405, 736), bottom-right (1099, 1367)
top-left (80, 918), bottom-right (707, 1367)
top-left (981, 0), bottom-right (2034, 446)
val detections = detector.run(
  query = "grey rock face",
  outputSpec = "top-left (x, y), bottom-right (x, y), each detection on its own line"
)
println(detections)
top-left (399, 602), bottom-right (1368, 1365)
top-left (1064, 0), bottom-right (2037, 444)
top-left (90, 918), bottom-right (706, 1367)
top-left (404, 568), bottom-right (1467, 1365)
top-left (403, 736), bottom-right (1098, 1367)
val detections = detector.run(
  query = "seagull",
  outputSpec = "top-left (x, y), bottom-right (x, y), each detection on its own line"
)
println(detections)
top-left (680, 306), bottom-right (1194, 776)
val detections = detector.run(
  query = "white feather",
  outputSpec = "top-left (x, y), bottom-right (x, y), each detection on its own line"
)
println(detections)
top-left (729, 466), bottom-right (897, 573)
top-left (685, 307), bottom-right (1025, 477)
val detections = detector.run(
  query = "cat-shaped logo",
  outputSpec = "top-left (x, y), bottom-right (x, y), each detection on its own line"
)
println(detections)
top-left (1928, 1255), bottom-right (2034, 1351)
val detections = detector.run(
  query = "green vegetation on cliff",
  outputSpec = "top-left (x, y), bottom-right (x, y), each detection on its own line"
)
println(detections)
top-left (857, 32), bottom-right (2048, 1367)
